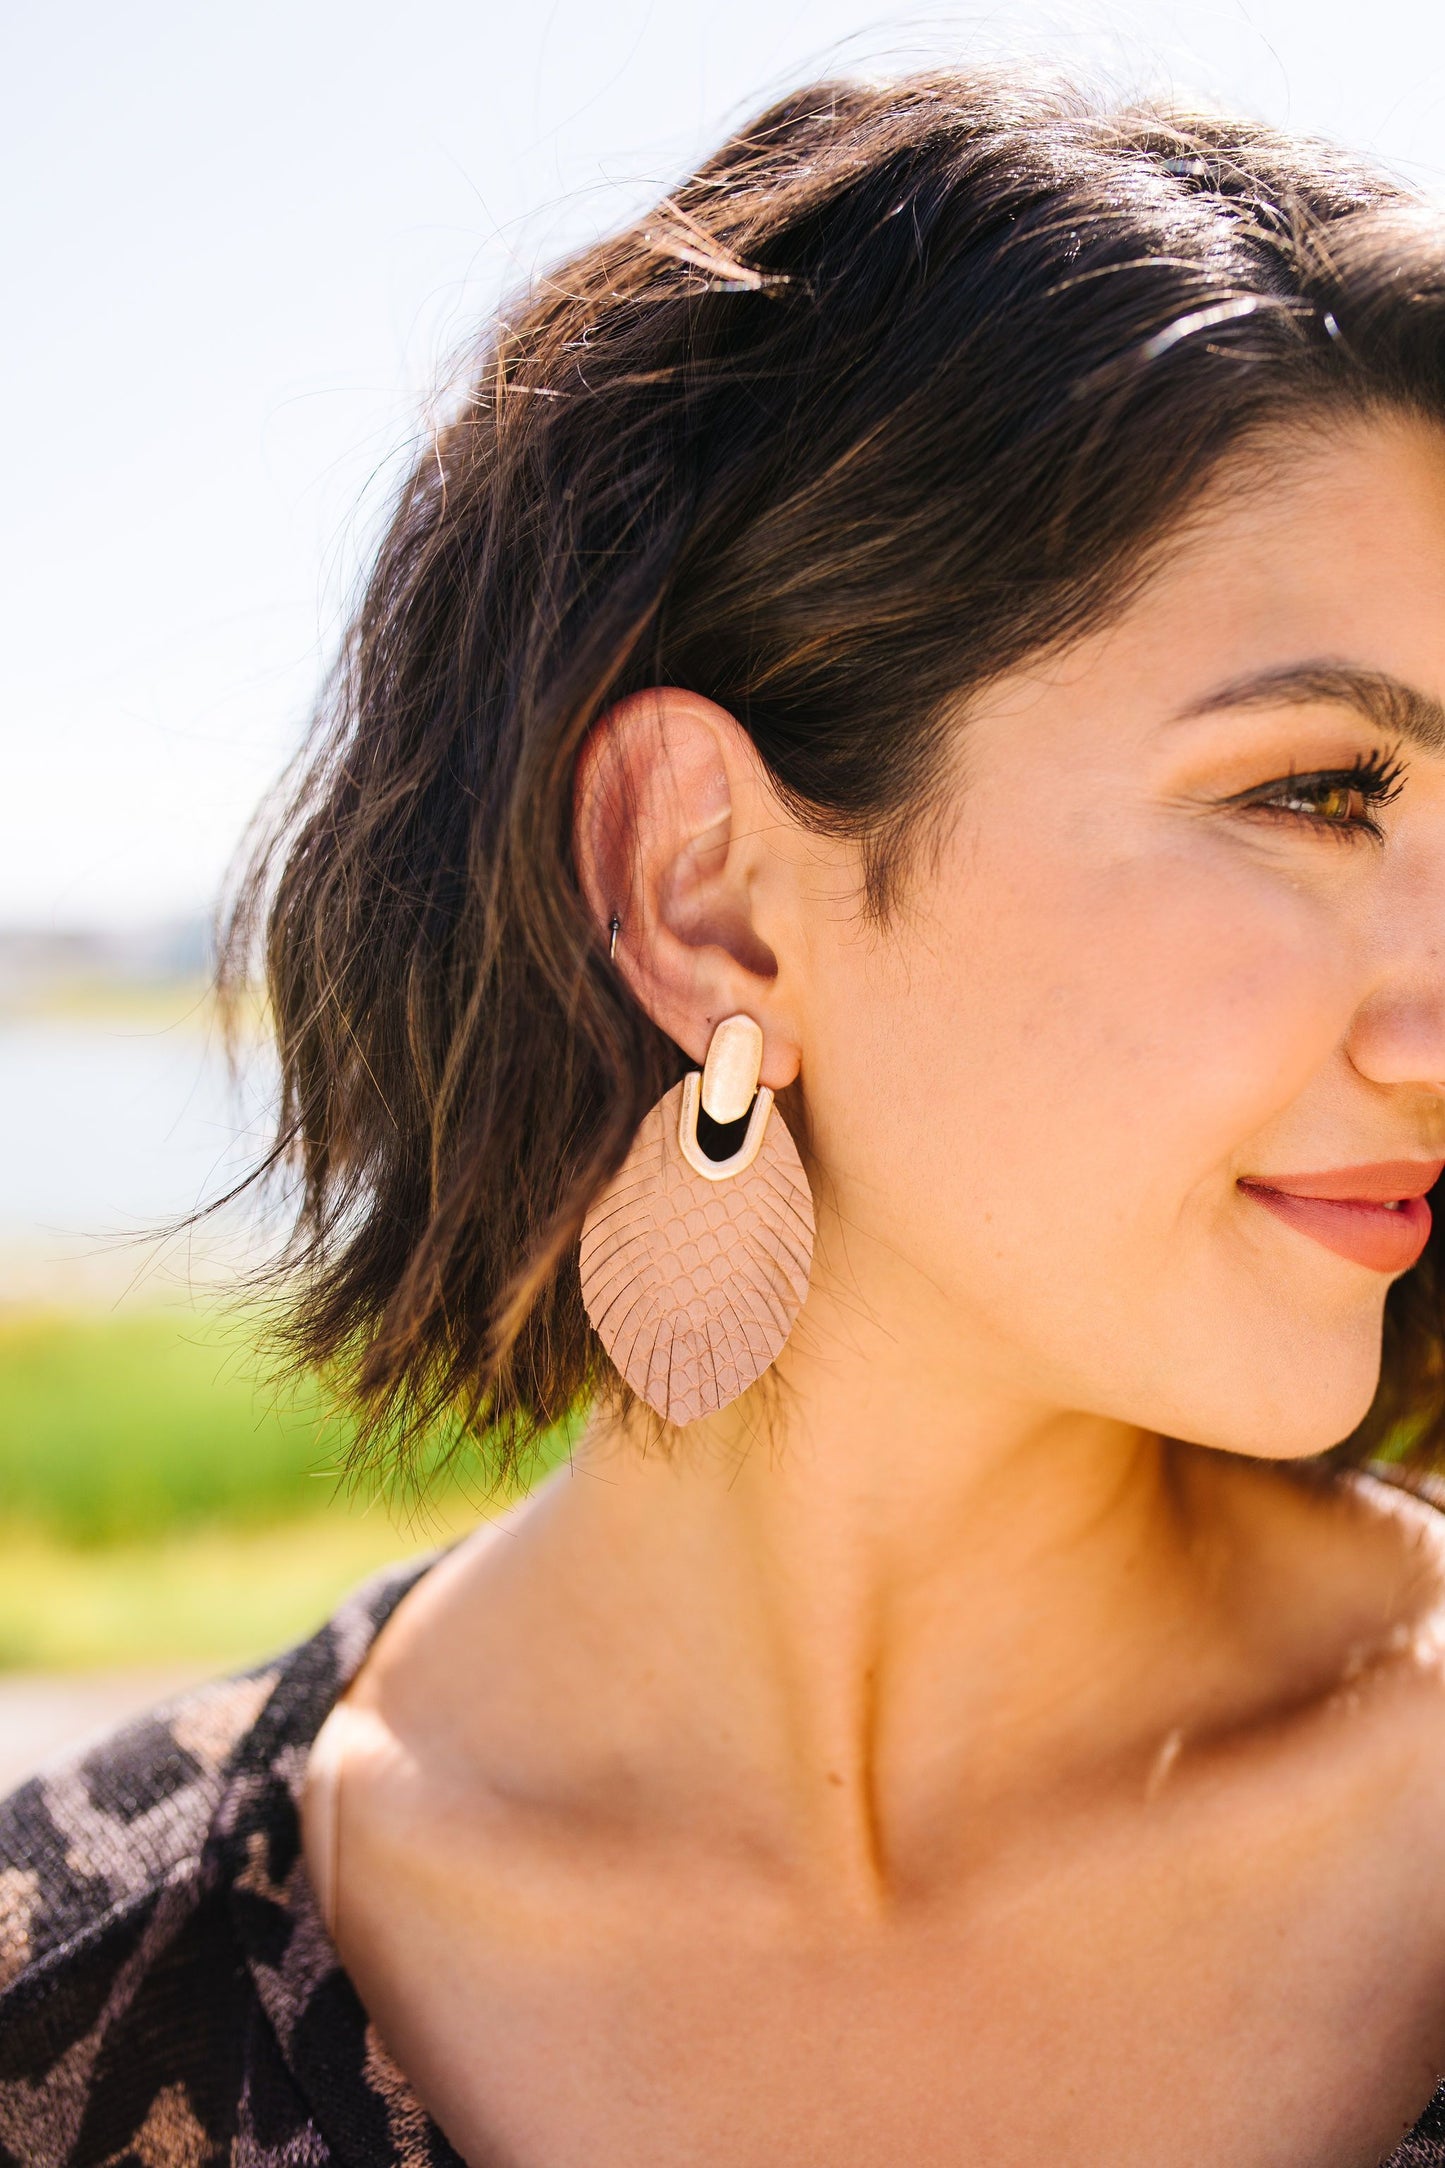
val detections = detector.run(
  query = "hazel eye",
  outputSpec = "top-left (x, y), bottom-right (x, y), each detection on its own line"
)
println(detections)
top-left (1277, 782), bottom-right (1369, 825)
top-left (1227, 747), bottom-right (1406, 840)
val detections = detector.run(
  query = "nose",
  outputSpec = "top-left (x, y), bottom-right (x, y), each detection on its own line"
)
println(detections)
top-left (1345, 897), bottom-right (1445, 1094)
top-left (1346, 996), bottom-right (1445, 1093)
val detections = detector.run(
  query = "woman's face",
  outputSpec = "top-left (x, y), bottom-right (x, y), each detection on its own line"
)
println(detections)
top-left (801, 412), bottom-right (1445, 1457)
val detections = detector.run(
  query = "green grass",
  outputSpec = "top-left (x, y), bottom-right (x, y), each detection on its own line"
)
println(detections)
top-left (0, 1304), bottom-right (566, 1669)
top-left (0, 1517), bottom-right (473, 1671)
top-left (0, 1307), bottom-right (356, 1540)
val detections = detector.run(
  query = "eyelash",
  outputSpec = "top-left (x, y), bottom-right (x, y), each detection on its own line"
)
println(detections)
top-left (1229, 746), bottom-right (1406, 841)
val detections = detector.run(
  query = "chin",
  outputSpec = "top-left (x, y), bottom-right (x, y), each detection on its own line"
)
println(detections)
top-left (1157, 1269), bottom-right (1390, 1461)
top-left (1194, 1364), bottom-right (1382, 1464)
top-left (1137, 1304), bottom-right (1386, 1463)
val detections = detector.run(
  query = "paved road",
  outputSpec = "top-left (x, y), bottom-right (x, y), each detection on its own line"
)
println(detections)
top-left (0, 1667), bottom-right (210, 1796)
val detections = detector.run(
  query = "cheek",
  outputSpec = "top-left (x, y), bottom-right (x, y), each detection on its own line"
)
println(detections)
top-left (978, 855), bottom-right (1351, 1186)
top-left (804, 819), bottom-right (1388, 1449)
top-left (811, 830), bottom-right (1360, 1272)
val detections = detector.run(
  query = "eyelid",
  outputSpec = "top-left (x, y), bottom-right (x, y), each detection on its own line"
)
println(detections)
top-left (1220, 748), bottom-right (1405, 811)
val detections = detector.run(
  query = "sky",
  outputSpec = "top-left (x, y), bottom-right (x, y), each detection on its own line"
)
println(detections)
top-left (6, 0), bottom-right (1445, 930)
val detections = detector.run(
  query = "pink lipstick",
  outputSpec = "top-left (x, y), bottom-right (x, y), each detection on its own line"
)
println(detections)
top-left (1238, 1161), bottom-right (1444, 1274)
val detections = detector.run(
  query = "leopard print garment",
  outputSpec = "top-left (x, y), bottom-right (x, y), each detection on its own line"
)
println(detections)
top-left (4, 1555), bottom-right (1445, 2168)
top-left (0, 1558), bottom-right (464, 2167)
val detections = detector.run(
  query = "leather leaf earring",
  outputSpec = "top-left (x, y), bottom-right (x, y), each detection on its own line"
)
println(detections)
top-left (579, 1015), bottom-right (815, 1425)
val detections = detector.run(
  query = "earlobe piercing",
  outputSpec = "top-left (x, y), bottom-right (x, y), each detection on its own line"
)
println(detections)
top-left (578, 1012), bottom-right (815, 1424)
top-left (608, 915), bottom-right (621, 962)
top-left (676, 1014), bottom-right (775, 1181)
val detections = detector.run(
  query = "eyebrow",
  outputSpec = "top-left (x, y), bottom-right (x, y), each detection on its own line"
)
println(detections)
top-left (1171, 661), bottom-right (1445, 755)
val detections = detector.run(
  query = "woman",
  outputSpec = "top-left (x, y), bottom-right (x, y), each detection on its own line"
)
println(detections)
top-left (8, 63), bottom-right (1445, 2166)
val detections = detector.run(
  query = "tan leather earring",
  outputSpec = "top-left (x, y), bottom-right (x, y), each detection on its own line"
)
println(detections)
top-left (579, 1015), bottom-right (815, 1424)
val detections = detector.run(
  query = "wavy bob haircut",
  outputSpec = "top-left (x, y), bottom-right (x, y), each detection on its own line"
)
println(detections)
top-left (224, 67), bottom-right (1445, 1489)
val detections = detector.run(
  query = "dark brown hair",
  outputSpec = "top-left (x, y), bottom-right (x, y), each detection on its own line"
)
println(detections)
top-left (224, 66), bottom-right (1445, 1488)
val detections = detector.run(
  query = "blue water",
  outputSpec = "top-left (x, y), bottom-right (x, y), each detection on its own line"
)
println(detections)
top-left (0, 1016), bottom-right (276, 1256)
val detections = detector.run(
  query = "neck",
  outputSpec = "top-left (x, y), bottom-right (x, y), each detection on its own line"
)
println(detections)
top-left (456, 1258), bottom-right (1249, 1908)
top-left (371, 1197), bottom-right (1316, 1917)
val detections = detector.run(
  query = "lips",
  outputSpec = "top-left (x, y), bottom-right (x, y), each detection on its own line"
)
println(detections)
top-left (1239, 1160), bottom-right (1444, 1274)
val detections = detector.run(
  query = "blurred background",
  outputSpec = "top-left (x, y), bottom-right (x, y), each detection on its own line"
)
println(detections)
top-left (5, 0), bottom-right (1445, 1786)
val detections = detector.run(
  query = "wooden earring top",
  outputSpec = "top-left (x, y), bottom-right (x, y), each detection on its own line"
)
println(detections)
top-left (700, 1014), bottom-right (763, 1123)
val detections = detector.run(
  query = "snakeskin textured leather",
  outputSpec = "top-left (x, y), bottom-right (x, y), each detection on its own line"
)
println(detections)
top-left (579, 1078), bottom-right (815, 1423)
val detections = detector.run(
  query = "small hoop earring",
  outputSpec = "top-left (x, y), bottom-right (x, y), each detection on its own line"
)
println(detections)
top-left (579, 1014), bottom-right (815, 1425)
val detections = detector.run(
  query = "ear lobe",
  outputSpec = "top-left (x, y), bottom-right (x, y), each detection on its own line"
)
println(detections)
top-left (572, 689), bottom-right (800, 1083)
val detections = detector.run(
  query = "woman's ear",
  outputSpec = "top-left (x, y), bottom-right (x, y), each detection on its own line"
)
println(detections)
top-left (573, 689), bottom-right (802, 1086)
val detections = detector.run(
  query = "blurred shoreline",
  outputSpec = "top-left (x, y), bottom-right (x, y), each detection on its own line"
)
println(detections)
top-left (0, 923), bottom-right (522, 1779)
top-left (0, 918), bottom-right (213, 1015)
top-left (0, 915), bottom-right (278, 1311)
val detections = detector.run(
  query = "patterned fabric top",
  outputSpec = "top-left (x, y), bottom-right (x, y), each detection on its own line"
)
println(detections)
top-left (0, 1557), bottom-right (464, 2167)
top-left (4, 1557), bottom-right (1445, 2168)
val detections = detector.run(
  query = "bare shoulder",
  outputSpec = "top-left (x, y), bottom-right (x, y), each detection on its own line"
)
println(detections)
top-left (1218, 1452), bottom-right (1445, 1635)
top-left (1272, 1464), bottom-right (1445, 1790)
top-left (1321, 1463), bottom-right (1445, 1638)
top-left (301, 1506), bottom-right (540, 1851)
top-left (1161, 1457), bottom-right (1445, 2027)
top-left (1188, 1453), bottom-right (1445, 1789)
